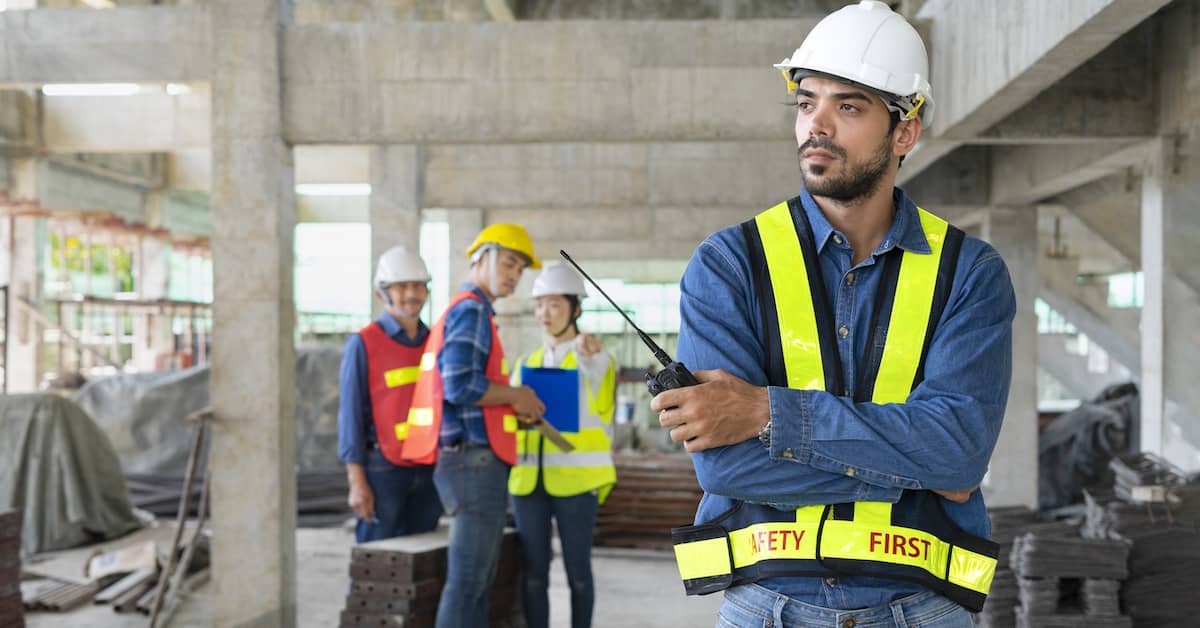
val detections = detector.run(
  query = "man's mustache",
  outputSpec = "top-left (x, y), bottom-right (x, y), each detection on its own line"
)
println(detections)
top-left (798, 136), bottom-right (847, 159)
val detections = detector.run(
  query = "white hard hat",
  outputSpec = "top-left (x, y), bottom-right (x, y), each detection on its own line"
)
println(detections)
top-left (531, 264), bottom-right (587, 299)
top-left (374, 245), bottom-right (430, 288)
top-left (775, 0), bottom-right (934, 127)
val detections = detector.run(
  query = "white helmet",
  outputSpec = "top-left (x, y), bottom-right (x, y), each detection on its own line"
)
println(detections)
top-left (374, 245), bottom-right (430, 289)
top-left (531, 264), bottom-right (587, 299)
top-left (774, 0), bottom-right (934, 127)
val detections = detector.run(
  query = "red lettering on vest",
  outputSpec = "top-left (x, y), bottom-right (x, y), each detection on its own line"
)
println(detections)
top-left (869, 532), bottom-right (929, 560)
top-left (750, 528), bottom-right (807, 556)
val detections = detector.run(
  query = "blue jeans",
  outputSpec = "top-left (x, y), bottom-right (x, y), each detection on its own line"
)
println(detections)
top-left (432, 444), bottom-right (509, 628)
top-left (512, 483), bottom-right (599, 628)
top-left (718, 584), bottom-right (976, 628)
top-left (355, 449), bottom-right (442, 543)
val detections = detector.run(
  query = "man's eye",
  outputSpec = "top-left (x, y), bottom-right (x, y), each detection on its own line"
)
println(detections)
top-left (840, 103), bottom-right (859, 112)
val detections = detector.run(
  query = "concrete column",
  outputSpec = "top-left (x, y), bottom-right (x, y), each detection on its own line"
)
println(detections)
top-left (209, 2), bottom-right (297, 627)
top-left (369, 145), bottom-right (423, 315)
top-left (1141, 137), bottom-right (1200, 466)
top-left (980, 207), bottom-right (1039, 508)
top-left (446, 207), bottom-right (484, 305)
top-left (5, 158), bottom-right (43, 393)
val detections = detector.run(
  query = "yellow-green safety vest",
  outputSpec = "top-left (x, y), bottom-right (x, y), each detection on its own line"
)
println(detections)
top-left (671, 198), bottom-right (999, 612)
top-left (508, 347), bottom-right (617, 503)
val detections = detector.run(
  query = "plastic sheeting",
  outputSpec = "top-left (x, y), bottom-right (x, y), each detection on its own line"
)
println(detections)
top-left (73, 346), bottom-right (345, 476)
top-left (0, 394), bottom-right (143, 554)
top-left (1038, 383), bottom-right (1138, 510)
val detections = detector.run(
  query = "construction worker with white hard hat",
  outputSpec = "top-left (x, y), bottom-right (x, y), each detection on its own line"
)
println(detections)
top-left (401, 223), bottom-right (546, 628)
top-left (509, 263), bottom-right (617, 628)
top-left (652, 2), bottom-right (1016, 626)
top-left (337, 245), bottom-right (441, 543)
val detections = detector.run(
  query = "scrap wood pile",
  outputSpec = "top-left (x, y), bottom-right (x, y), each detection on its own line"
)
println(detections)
top-left (339, 528), bottom-right (524, 628)
top-left (1083, 453), bottom-right (1200, 628)
top-left (595, 453), bottom-right (703, 551)
top-left (1, 510), bottom-right (22, 628)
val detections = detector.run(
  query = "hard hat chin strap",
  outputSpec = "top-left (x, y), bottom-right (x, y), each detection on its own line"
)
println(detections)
top-left (486, 248), bottom-right (502, 298)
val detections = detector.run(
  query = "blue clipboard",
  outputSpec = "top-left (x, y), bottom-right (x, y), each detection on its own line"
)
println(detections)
top-left (519, 366), bottom-right (579, 433)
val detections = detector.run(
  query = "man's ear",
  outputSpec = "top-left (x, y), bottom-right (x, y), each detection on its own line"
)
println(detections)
top-left (893, 116), bottom-right (922, 158)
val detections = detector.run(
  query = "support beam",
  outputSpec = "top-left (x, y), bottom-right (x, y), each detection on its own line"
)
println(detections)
top-left (369, 145), bottom-right (423, 314)
top-left (1140, 138), bottom-right (1166, 456)
top-left (0, 6), bottom-right (210, 84)
top-left (975, 207), bottom-right (1039, 508)
top-left (208, 2), bottom-right (297, 627)
top-left (4, 202), bottom-right (42, 392)
top-left (990, 140), bottom-right (1151, 206)
top-left (42, 88), bottom-right (210, 152)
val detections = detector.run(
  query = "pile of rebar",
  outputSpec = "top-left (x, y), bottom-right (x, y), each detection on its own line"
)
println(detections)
top-left (0, 510), bottom-right (22, 628)
top-left (595, 453), bottom-right (702, 551)
top-left (339, 528), bottom-right (524, 628)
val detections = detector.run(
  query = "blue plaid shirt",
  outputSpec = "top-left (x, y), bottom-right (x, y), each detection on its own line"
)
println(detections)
top-left (678, 186), bottom-right (1015, 608)
top-left (337, 312), bottom-right (429, 466)
top-left (437, 283), bottom-right (497, 447)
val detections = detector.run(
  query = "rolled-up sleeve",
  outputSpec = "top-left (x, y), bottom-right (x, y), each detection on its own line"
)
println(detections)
top-left (438, 299), bottom-right (493, 405)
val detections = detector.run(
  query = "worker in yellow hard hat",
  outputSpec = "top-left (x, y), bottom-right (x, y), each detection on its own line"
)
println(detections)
top-left (401, 223), bottom-right (544, 628)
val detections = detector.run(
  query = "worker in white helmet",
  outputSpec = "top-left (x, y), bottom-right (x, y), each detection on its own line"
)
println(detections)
top-left (336, 245), bottom-right (441, 543)
top-left (652, 2), bottom-right (1016, 626)
top-left (509, 264), bottom-right (617, 628)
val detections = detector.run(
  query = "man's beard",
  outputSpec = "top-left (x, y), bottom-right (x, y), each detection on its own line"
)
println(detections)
top-left (798, 135), bottom-right (893, 204)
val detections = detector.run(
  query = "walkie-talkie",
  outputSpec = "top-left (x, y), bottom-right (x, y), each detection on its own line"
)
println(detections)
top-left (559, 250), bottom-right (700, 396)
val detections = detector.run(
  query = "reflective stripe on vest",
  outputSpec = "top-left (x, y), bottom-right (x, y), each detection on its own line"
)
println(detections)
top-left (508, 347), bottom-right (617, 502)
top-left (400, 291), bottom-right (519, 465)
top-left (671, 197), bottom-right (996, 612)
top-left (358, 321), bottom-right (426, 466)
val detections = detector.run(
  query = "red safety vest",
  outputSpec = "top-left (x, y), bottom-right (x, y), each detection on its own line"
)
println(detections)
top-left (401, 291), bottom-right (518, 466)
top-left (358, 321), bottom-right (426, 466)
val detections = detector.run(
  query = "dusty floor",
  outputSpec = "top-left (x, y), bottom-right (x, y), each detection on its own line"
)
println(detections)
top-left (22, 522), bottom-right (722, 627)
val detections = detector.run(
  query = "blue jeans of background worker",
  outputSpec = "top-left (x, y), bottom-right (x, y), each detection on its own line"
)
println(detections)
top-left (433, 443), bottom-right (509, 628)
top-left (354, 449), bottom-right (442, 543)
top-left (512, 482), bottom-right (600, 628)
top-left (718, 584), bottom-right (975, 628)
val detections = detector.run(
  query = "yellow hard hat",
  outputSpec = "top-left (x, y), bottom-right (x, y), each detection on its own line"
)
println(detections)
top-left (466, 224), bottom-right (541, 269)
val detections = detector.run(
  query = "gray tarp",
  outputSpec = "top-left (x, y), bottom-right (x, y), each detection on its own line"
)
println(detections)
top-left (0, 393), bottom-right (143, 554)
top-left (1038, 382), bottom-right (1139, 510)
top-left (72, 346), bottom-right (344, 476)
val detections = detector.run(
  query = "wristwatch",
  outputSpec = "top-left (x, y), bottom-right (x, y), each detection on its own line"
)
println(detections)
top-left (757, 419), bottom-right (772, 449)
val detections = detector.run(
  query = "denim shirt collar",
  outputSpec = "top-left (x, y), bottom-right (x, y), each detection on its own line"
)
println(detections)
top-left (376, 310), bottom-right (429, 344)
top-left (798, 187), bottom-right (932, 257)
top-left (458, 282), bottom-right (496, 316)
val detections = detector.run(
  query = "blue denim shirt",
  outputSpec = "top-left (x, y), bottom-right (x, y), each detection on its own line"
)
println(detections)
top-left (337, 312), bottom-right (429, 466)
top-left (437, 283), bottom-right (497, 447)
top-left (677, 187), bottom-right (1015, 607)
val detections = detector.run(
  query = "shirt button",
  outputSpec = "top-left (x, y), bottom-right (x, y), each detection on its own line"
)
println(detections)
top-left (843, 618), bottom-right (857, 628)
top-left (782, 448), bottom-right (794, 459)
top-left (825, 577), bottom-right (837, 586)
top-left (833, 235), bottom-right (844, 244)
top-left (845, 467), bottom-right (857, 477)
top-left (838, 325), bottom-right (849, 337)
top-left (846, 273), bottom-right (855, 285)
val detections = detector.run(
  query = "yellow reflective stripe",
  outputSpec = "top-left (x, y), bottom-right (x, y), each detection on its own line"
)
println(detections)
top-left (756, 202), bottom-right (824, 391)
top-left (384, 366), bottom-right (420, 388)
top-left (948, 547), bottom-right (997, 594)
top-left (729, 521), bottom-right (819, 568)
top-left (526, 348), bottom-right (545, 368)
top-left (872, 208), bottom-right (947, 404)
top-left (503, 414), bottom-right (518, 433)
top-left (561, 351), bottom-right (577, 369)
top-left (674, 538), bottom-right (731, 581)
top-left (852, 501), bottom-right (893, 521)
top-left (501, 359), bottom-right (510, 376)
top-left (394, 422), bottom-right (409, 440)
top-left (539, 452), bottom-right (613, 468)
top-left (408, 407), bottom-right (434, 426)
top-left (419, 352), bottom-right (436, 371)
top-left (819, 521), bottom-right (950, 577)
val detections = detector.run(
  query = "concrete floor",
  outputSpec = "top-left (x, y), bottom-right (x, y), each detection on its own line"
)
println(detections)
top-left (22, 522), bottom-right (722, 627)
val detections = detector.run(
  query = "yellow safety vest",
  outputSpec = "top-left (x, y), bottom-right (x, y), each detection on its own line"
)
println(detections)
top-left (671, 198), bottom-right (998, 612)
top-left (508, 347), bottom-right (617, 503)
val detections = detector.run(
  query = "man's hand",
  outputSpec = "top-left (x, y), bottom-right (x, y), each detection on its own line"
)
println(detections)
top-left (509, 385), bottom-right (546, 420)
top-left (348, 476), bottom-right (376, 522)
top-left (575, 333), bottom-right (602, 357)
top-left (650, 369), bottom-right (769, 453)
top-left (932, 488), bottom-right (976, 504)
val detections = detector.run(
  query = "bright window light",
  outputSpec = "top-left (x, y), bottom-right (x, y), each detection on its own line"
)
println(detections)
top-left (165, 83), bottom-right (191, 96)
top-left (294, 183), bottom-right (372, 196)
top-left (42, 83), bottom-right (140, 97)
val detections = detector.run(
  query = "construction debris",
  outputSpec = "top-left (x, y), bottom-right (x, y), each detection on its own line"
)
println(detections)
top-left (339, 527), bottom-right (525, 628)
top-left (595, 453), bottom-right (702, 551)
top-left (0, 510), bottom-right (22, 628)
